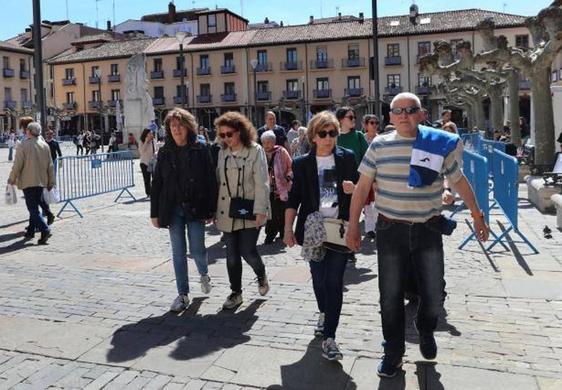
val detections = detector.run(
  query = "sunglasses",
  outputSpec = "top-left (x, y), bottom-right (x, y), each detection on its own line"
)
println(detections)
top-left (391, 106), bottom-right (420, 115)
top-left (317, 129), bottom-right (339, 138)
top-left (218, 130), bottom-right (239, 138)
top-left (368, 121), bottom-right (379, 125)
top-left (344, 115), bottom-right (356, 120)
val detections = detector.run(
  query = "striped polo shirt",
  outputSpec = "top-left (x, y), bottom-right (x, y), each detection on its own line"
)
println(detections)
top-left (358, 129), bottom-right (464, 222)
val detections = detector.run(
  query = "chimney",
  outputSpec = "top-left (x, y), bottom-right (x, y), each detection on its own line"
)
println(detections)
top-left (338, 12), bottom-right (342, 20)
top-left (280, 21), bottom-right (284, 27)
top-left (264, 17), bottom-right (269, 24)
top-left (168, 2), bottom-right (177, 23)
top-left (359, 12), bottom-right (364, 20)
top-left (309, 15), bottom-right (314, 24)
top-left (106, 20), bottom-right (112, 31)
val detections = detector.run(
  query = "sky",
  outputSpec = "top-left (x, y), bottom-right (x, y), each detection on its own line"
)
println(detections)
top-left (0, 0), bottom-right (551, 41)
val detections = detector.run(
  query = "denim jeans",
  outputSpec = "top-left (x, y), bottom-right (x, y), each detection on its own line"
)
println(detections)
top-left (309, 248), bottom-right (348, 340)
top-left (376, 217), bottom-right (444, 359)
top-left (22, 187), bottom-right (49, 234)
top-left (8, 146), bottom-right (13, 161)
top-left (168, 206), bottom-right (209, 295)
top-left (223, 228), bottom-right (265, 294)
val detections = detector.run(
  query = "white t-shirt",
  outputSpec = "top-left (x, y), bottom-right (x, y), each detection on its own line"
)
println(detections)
top-left (316, 155), bottom-right (338, 218)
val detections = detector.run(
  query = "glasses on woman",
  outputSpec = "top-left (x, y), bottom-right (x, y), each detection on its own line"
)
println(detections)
top-left (316, 129), bottom-right (339, 138)
top-left (218, 130), bottom-right (239, 138)
top-left (344, 115), bottom-right (356, 120)
top-left (390, 106), bottom-right (420, 115)
top-left (368, 121), bottom-right (379, 125)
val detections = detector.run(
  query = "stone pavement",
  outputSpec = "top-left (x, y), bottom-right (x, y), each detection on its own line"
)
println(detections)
top-left (1, 147), bottom-right (562, 389)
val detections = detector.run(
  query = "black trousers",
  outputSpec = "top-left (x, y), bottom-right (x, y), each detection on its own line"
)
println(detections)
top-left (265, 193), bottom-right (286, 239)
top-left (224, 228), bottom-right (266, 294)
top-left (140, 163), bottom-right (152, 197)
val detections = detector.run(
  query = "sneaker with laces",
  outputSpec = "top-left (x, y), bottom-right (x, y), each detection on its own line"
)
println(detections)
top-left (377, 355), bottom-right (403, 378)
top-left (321, 338), bottom-right (343, 361)
top-left (257, 274), bottom-right (270, 296)
top-left (314, 313), bottom-right (325, 337)
top-left (170, 294), bottom-right (190, 312)
top-left (200, 275), bottom-right (212, 294)
top-left (222, 292), bottom-right (243, 310)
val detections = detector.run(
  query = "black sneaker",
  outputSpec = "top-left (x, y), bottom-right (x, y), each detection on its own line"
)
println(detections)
top-left (46, 212), bottom-right (55, 226)
top-left (414, 320), bottom-right (437, 360)
top-left (23, 230), bottom-right (35, 240)
top-left (377, 356), bottom-right (403, 378)
top-left (365, 231), bottom-right (376, 239)
top-left (38, 231), bottom-right (52, 245)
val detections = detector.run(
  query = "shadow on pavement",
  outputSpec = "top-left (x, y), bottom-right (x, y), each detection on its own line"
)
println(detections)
top-left (343, 262), bottom-right (377, 291)
top-left (415, 361), bottom-right (444, 390)
top-left (266, 338), bottom-right (357, 390)
top-left (206, 239), bottom-right (226, 265)
top-left (0, 236), bottom-right (35, 255)
top-left (0, 231), bottom-right (25, 244)
top-left (258, 239), bottom-right (287, 256)
top-left (377, 370), bottom-right (406, 390)
top-left (497, 221), bottom-right (534, 275)
top-left (404, 300), bottom-right (461, 344)
top-left (106, 297), bottom-right (265, 363)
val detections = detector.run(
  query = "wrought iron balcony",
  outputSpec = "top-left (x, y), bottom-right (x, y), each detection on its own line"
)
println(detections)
top-left (173, 96), bottom-right (188, 105)
top-left (22, 101), bottom-right (32, 109)
top-left (313, 89), bottom-right (332, 99)
top-left (197, 95), bottom-right (212, 104)
top-left (342, 57), bottom-right (365, 68)
top-left (415, 85), bottom-right (431, 95)
top-left (173, 69), bottom-right (187, 78)
top-left (197, 67), bottom-right (211, 76)
top-left (221, 65), bottom-right (236, 74)
top-left (108, 74), bottom-right (120, 82)
top-left (150, 70), bottom-right (164, 79)
top-left (4, 100), bottom-right (16, 110)
top-left (88, 101), bottom-right (102, 110)
top-left (385, 85), bottom-right (403, 95)
top-left (62, 78), bottom-right (76, 86)
top-left (107, 99), bottom-right (122, 107)
top-left (345, 88), bottom-right (363, 97)
top-left (89, 76), bottom-right (101, 84)
top-left (385, 56), bottom-right (402, 66)
top-left (152, 97), bottom-right (165, 106)
top-left (254, 62), bottom-right (272, 72)
top-left (221, 94), bottom-right (237, 103)
top-left (283, 90), bottom-right (301, 100)
top-left (63, 102), bottom-right (77, 110)
top-left (310, 59), bottom-right (334, 69)
top-left (281, 61), bottom-right (302, 71)
top-left (257, 91), bottom-right (271, 101)
top-left (19, 70), bottom-right (30, 79)
top-left (3, 68), bottom-right (15, 78)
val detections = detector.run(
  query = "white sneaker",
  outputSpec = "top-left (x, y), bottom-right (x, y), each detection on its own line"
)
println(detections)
top-left (222, 292), bottom-right (243, 310)
top-left (200, 275), bottom-right (212, 294)
top-left (322, 338), bottom-right (343, 361)
top-left (257, 274), bottom-right (270, 296)
top-left (314, 313), bottom-right (325, 337)
top-left (170, 294), bottom-right (190, 312)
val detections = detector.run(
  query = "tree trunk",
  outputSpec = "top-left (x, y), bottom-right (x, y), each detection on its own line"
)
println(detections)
top-left (473, 97), bottom-right (486, 131)
top-left (531, 67), bottom-right (555, 166)
top-left (507, 72), bottom-right (521, 146)
top-left (488, 87), bottom-right (504, 134)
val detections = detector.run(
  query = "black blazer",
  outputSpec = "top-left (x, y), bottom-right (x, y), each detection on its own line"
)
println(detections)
top-left (287, 145), bottom-right (358, 245)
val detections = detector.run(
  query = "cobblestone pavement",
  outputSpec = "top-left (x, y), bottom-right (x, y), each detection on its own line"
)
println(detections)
top-left (1, 148), bottom-right (562, 389)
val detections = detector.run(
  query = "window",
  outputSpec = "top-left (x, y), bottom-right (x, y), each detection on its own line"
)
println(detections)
top-left (224, 82), bottom-right (235, 95)
top-left (176, 84), bottom-right (187, 97)
top-left (387, 44), bottom-right (400, 57)
top-left (176, 56), bottom-right (185, 70)
top-left (21, 88), bottom-right (28, 102)
top-left (3, 56), bottom-right (9, 69)
top-left (418, 41), bottom-right (431, 58)
top-left (450, 39), bottom-right (463, 57)
top-left (257, 80), bottom-right (269, 92)
top-left (110, 64), bottom-right (119, 75)
top-left (200, 83), bottom-right (211, 96)
top-left (257, 50), bottom-right (268, 65)
top-left (316, 77), bottom-right (329, 90)
top-left (19, 59), bottom-right (26, 71)
top-left (387, 74), bottom-right (400, 87)
top-left (316, 46), bottom-right (328, 62)
top-left (224, 53), bottom-right (234, 67)
top-left (111, 89), bottom-right (120, 101)
top-left (348, 44), bottom-right (359, 59)
top-left (208, 14), bottom-right (216, 28)
top-left (91, 66), bottom-right (99, 77)
top-left (154, 86), bottom-right (164, 98)
top-left (200, 55), bottom-right (209, 69)
top-left (153, 58), bottom-right (162, 72)
top-left (286, 79), bottom-right (299, 91)
top-left (286, 48), bottom-right (297, 64)
top-left (66, 92), bottom-right (75, 103)
top-left (418, 73), bottom-right (432, 87)
top-left (92, 90), bottom-right (100, 102)
top-left (347, 76), bottom-right (360, 89)
top-left (49, 66), bottom-right (54, 79)
top-left (65, 68), bottom-right (74, 79)
top-left (515, 35), bottom-right (529, 48)
top-left (4, 87), bottom-right (11, 100)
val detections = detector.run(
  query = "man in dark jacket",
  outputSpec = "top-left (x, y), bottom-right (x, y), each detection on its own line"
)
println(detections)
top-left (257, 111), bottom-right (288, 149)
top-left (45, 130), bottom-right (62, 163)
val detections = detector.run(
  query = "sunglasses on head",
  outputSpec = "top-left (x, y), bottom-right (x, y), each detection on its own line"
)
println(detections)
top-left (391, 106), bottom-right (420, 115)
top-left (218, 130), bottom-right (239, 138)
top-left (317, 129), bottom-right (339, 138)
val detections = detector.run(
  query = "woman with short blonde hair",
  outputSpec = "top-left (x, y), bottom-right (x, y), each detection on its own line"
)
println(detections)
top-left (307, 111), bottom-right (340, 146)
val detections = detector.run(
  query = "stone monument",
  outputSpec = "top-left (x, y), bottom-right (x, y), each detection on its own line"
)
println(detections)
top-left (124, 54), bottom-right (155, 147)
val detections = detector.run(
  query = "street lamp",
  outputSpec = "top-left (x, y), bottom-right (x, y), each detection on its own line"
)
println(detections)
top-left (175, 31), bottom-right (188, 110)
top-left (94, 68), bottom-right (104, 152)
top-left (372, 0), bottom-right (381, 117)
top-left (300, 75), bottom-right (306, 124)
top-left (250, 59), bottom-right (258, 125)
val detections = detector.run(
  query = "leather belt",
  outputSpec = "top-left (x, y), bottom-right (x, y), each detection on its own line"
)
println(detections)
top-left (378, 213), bottom-right (440, 225)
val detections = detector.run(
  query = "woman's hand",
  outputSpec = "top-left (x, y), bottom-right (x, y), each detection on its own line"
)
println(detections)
top-left (284, 229), bottom-right (297, 247)
top-left (255, 213), bottom-right (267, 228)
top-left (151, 218), bottom-right (160, 228)
top-left (342, 180), bottom-right (355, 195)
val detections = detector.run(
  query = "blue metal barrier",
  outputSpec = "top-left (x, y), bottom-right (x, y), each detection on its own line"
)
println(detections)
top-left (461, 132), bottom-right (481, 152)
top-left (487, 150), bottom-right (538, 253)
top-left (478, 139), bottom-right (506, 177)
top-left (55, 151), bottom-right (136, 218)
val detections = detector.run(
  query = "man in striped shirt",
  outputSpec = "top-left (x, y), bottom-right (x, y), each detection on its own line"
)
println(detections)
top-left (347, 92), bottom-right (489, 378)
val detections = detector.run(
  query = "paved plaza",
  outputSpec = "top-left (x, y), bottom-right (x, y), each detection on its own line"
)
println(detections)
top-left (1, 146), bottom-right (562, 390)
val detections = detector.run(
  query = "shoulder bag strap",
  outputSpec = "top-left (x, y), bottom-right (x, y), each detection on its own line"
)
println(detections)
top-left (224, 155), bottom-right (242, 198)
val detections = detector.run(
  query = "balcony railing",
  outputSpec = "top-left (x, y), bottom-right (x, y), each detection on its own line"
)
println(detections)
top-left (221, 65), bottom-right (236, 74)
top-left (107, 99), bottom-right (122, 108)
top-left (310, 59), bottom-right (334, 69)
top-left (108, 74), bottom-right (120, 82)
top-left (152, 97), bottom-right (165, 106)
top-left (150, 70), bottom-right (164, 79)
top-left (19, 70), bottom-right (30, 79)
top-left (342, 57), bottom-right (365, 68)
top-left (197, 95), bottom-right (212, 104)
top-left (197, 67), bottom-right (211, 76)
top-left (385, 56), bottom-right (402, 66)
top-left (415, 85), bottom-right (431, 95)
top-left (89, 76), bottom-right (101, 84)
top-left (416, 53), bottom-right (431, 63)
top-left (173, 69), bottom-right (187, 78)
top-left (3, 68), bottom-right (15, 78)
top-left (62, 78), bottom-right (76, 86)
top-left (173, 96), bottom-right (188, 105)
top-left (22, 101), bottom-right (32, 109)
top-left (88, 101), bottom-right (102, 110)
top-left (254, 62), bottom-right (272, 72)
top-left (283, 90), bottom-right (301, 100)
top-left (345, 88), bottom-right (363, 97)
top-left (281, 61), bottom-right (302, 71)
top-left (519, 80), bottom-right (531, 90)
top-left (63, 102), bottom-right (77, 110)
top-left (4, 100), bottom-right (16, 110)
top-left (385, 85), bottom-right (403, 95)
top-left (313, 89), bottom-right (332, 99)
top-left (221, 93), bottom-right (237, 102)
top-left (257, 91), bottom-right (271, 101)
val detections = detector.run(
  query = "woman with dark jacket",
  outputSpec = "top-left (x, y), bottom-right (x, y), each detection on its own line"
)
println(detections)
top-left (284, 111), bottom-right (358, 361)
top-left (150, 108), bottom-right (218, 312)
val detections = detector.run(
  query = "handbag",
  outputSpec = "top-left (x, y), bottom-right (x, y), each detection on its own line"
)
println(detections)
top-left (43, 187), bottom-right (60, 204)
top-left (225, 155), bottom-right (255, 220)
top-left (5, 184), bottom-right (17, 205)
top-left (323, 218), bottom-right (350, 252)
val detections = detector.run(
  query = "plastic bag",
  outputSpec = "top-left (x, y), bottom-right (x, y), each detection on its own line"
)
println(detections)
top-left (43, 187), bottom-right (60, 204)
top-left (5, 184), bottom-right (17, 205)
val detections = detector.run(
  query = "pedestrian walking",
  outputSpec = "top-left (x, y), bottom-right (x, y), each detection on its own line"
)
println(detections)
top-left (261, 130), bottom-right (293, 244)
top-left (108, 132), bottom-right (118, 153)
top-left (45, 130), bottom-right (63, 165)
top-left (74, 132), bottom-right (84, 155)
top-left (290, 126), bottom-right (310, 158)
top-left (7, 131), bottom-right (15, 161)
top-left (215, 111), bottom-right (271, 310)
top-left (139, 128), bottom-right (158, 198)
top-left (346, 92), bottom-right (490, 378)
top-left (287, 120), bottom-right (301, 146)
top-left (362, 114), bottom-right (380, 238)
top-left (284, 111), bottom-right (358, 361)
top-left (7, 122), bottom-right (55, 245)
top-left (257, 111), bottom-right (288, 149)
top-left (150, 108), bottom-right (217, 313)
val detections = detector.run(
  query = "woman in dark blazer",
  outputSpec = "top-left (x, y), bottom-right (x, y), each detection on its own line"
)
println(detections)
top-left (284, 111), bottom-right (358, 362)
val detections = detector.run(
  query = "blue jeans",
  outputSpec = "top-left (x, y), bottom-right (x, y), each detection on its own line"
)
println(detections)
top-left (8, 146), bottom-right (13, 161)
top-left (22, 187), bottom-right (49, 234)
top-left (168, 207), bottom-right (209, 295)
top-left (309, 248), bottom-right (348, 340)
top-left (376, 217), bottom-right (444, 359)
